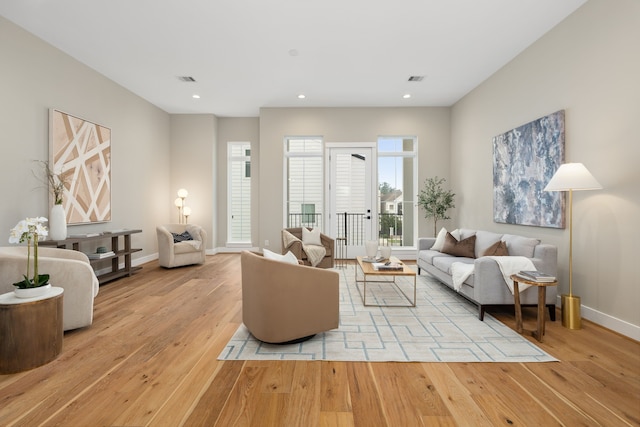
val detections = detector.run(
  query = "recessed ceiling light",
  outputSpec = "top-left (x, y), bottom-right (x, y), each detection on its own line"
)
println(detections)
top-left (192, 94), bottom-right (200, 99)
top-left (298, 94), bottom-right (306, 99)
top-left (289, 49), bottom-right (299, 57)
top-left (403, 94), bottom-right (411, 99)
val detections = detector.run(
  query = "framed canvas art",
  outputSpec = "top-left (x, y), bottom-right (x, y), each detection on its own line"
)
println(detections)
top-left (493, 110), bottom-right (565, 228)
top-left (49, 109), bottom-right (112, 224)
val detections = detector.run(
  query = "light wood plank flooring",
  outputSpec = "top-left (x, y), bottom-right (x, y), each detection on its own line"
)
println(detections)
top-left (1, 254), bottom-right (638, 426)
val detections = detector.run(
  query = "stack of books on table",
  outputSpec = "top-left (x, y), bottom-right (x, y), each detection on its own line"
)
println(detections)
top-left (86, 251), bottom-right (115, 259)
top-left (373, 261), bottom-right (404, 271)
top-left (516, 270), bottom-right (556, 282)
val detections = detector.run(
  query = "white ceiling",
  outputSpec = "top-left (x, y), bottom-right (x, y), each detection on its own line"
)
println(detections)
top-left (1, 0), bottom-right (587, 117)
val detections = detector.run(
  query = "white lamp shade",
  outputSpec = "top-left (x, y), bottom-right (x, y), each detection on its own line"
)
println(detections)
top-left (544, 163), bottom-right (602, 192)
top-left (174, 197), bottom-right (183, 207)
top-left (177, 188), bottom-right (189, 198)
top-left (183, 206), bottom-right (192, 216)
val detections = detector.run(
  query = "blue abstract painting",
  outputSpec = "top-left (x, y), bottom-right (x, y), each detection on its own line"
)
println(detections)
top-left (493, 110), bottom-right (565, 228)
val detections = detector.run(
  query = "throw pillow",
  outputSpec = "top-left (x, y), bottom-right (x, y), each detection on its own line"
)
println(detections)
top-left (263, 248), bottom-right (299, 265)
top-left (302, 227), bottom-right (322, 246)
top-left (482, 240), bottom-right (509, 257)
top-left (171, 231), bottom-right (193, 243)
top-left (431, 227), bottom-right (448, 251)
top-left (441, 232), bottom-right (476, 258)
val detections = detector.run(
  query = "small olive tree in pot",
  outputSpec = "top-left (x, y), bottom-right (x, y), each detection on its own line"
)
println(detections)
top-left (418, 177), bottom-right (455, 236)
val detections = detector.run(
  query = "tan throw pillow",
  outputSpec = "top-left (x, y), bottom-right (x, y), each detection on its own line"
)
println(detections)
top-left (482, 240), bottom-right (509, 257)
top-left (441, 232), bottom-right (476, 258)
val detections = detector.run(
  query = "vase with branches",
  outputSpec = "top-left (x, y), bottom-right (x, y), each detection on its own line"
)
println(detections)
top-left (35, 160), bottom-right (66, 205)
top-left (418, 177), bottom-right (455, 237)
top-left (35, 160), bottom-right (68, 240)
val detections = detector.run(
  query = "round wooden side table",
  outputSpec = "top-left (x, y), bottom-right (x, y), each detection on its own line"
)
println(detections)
top-left (510, 275), bottom-right (558, 342)
top-left (0, 287), bottom-right (64, 374)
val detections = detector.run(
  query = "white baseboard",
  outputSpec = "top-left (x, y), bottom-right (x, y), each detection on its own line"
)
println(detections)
top-left (556, 296), bottom-right (639, 341)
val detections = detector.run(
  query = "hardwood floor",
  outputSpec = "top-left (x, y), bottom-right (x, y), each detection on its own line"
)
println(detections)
top-left (1, 253), bottom-right (638, 426)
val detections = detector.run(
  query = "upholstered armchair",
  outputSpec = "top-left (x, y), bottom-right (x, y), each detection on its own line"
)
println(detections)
top-left (241, 250), bottom-right (339, 344)
top-left (0, 246), bottom-right (99, 331)
top-left (156, 224), bottom-right (207, 268)
top-left (281, 227), bottom-right (334, 268)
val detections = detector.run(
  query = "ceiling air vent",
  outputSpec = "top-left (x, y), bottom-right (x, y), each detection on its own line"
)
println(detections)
top-left (408, 75), bottom-right (424, 82)
top-left (178, 76), bottom-right (197, 82)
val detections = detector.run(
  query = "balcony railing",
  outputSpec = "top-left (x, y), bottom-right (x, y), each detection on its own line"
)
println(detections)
top-left (287, 212), bottom-right (403, 247)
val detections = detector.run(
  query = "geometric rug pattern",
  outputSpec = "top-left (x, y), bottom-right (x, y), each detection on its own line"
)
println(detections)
top-left (218, 265), bottom-right (557, 363)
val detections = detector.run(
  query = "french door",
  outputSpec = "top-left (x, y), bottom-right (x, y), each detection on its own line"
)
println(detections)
top-left (326, 144), bottom-right (377, 258)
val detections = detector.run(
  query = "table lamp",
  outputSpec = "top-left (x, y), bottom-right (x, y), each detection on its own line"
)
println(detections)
top-left (544, 163), bottom-right (602, 329)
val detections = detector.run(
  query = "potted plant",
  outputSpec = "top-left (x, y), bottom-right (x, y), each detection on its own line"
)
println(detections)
top-left (418, 177), bottom-right (455, 237)
top-left (9, 216), bottom-right (51, 297)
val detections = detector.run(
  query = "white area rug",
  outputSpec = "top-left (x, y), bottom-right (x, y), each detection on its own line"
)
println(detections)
top-left (218, 266), bottom-right (557, 362)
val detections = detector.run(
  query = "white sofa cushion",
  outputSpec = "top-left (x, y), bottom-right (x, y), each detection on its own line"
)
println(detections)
top-left (502, 234), bottom-right (541, 258)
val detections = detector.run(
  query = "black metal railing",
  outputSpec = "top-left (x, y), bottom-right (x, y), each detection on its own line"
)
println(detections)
top-left (287, 212), bottom-right (403, 247)
top-left (287, 213), bottom-right (323, 228)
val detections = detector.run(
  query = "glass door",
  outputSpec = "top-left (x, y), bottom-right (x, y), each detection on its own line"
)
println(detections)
top-left (326, 145), bottom-right (377, 258)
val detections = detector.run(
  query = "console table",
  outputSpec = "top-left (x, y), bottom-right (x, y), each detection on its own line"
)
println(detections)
top-left (41, 229), bottom-right (142, 285)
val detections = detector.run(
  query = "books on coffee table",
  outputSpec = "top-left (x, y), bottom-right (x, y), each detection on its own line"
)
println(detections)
top-left (372, 261), bottom-right (404, 271)
top-left (516, 270), bottom-right (556, 282)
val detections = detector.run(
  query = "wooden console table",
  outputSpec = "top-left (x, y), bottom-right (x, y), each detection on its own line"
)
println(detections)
top-left (41, 229), bottom-right (142, 285)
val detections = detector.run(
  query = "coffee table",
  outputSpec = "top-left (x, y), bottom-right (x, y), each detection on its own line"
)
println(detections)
top-left (355, 256), bottom-right (416, 307)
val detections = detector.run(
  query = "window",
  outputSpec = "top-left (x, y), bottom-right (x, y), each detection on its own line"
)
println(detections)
top-left (377, 136), bottom-right (417, 247)
top-left (285, 137), bottom-right (323, 230)
top-left (228, 142), bottom-right (251, 244)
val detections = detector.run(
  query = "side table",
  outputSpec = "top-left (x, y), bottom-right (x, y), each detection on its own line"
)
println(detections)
top-left (510, 275), bottom-right (558, 342)
top-left (0, 287), bottom-right (64, 374)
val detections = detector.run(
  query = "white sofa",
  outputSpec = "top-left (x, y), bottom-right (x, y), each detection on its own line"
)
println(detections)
top-left (156, 224), bottom-right (207, 268)
top-left (0, 246), bottom-right (99, 331)
top-left (417, 228), bottom-right (558, 320)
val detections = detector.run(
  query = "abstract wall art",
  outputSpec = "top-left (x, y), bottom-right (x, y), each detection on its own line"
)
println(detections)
top-left (493, 110), bottom-right (565, 228)
top-left (50, 109), bottom-right (111, 224)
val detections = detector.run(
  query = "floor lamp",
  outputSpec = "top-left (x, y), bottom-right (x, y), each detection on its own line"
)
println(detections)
top-left (544, 163), bottom-right (602, 329)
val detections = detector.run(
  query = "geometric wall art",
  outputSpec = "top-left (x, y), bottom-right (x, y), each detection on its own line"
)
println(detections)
top-left (49, 109), bottom-right (111, 224)
top-left (493, 110), bottom-right (565, 228)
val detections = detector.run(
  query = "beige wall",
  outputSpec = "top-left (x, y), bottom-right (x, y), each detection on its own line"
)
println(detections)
top-left (217, 117), bottom-right (260, 248)
top-left (169, 115), bottom-right (218, 248)
top-left (258, 107), bottom-right (451, 254)
top-left (0, 16), bottom-right (171, 260)
top-left (451, 0), bottom-right (640, 333)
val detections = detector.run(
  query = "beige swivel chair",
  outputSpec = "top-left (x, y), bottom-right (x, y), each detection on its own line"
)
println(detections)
top-left (156, 224), bottom-right (207, 268)
top-left (241, 250), bottom-right (339, 344)
top-left (282, 227), bottom-right (335, 268)
top-left (0, 246), bottom-right (99, 331)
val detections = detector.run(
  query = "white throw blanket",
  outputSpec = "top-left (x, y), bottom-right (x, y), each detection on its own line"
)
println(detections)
top-left (281, 229), bottom-right (326, 267)
top-left (450, 256), bottom-right (536, 294)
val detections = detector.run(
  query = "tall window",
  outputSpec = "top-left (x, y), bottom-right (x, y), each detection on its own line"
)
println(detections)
top-left (378, 136), bottom-right (417, 247)
top-left (285, 137), bottom-right (323, 230)
top-left (228, 142), bottom-right (251, 244)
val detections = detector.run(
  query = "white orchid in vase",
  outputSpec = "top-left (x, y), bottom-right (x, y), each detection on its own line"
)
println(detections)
top-left (9, 217), bottom-right (50, 288)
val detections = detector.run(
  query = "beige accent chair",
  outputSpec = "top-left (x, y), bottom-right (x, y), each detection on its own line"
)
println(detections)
top-left (241, 250), bottom-right (340, 344)
top-left (0, 246), bottom-right (99, 331)
top-left (282, 227), bottom-right (335, 268)
top-left (156, 224), bottom-right (207, 268)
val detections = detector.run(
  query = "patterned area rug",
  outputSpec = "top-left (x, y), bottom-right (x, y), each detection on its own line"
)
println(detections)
top-left (218, 266), bottom-right (557, 362)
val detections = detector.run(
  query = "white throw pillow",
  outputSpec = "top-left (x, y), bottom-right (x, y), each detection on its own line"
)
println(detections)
top-left (302, 227), bottom-right (322, 246)
top-left (263, 248), bottom-right (299, 265)
top-left (431, 227), bottom-right (448, 251)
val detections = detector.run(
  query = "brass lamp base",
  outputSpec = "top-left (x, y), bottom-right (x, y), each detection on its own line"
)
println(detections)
top-left (561, 294), bottom-right (582, 330)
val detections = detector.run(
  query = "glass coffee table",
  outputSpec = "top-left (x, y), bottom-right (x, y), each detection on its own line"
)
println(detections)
top-left (355, 256), bottom-right (417, 307)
